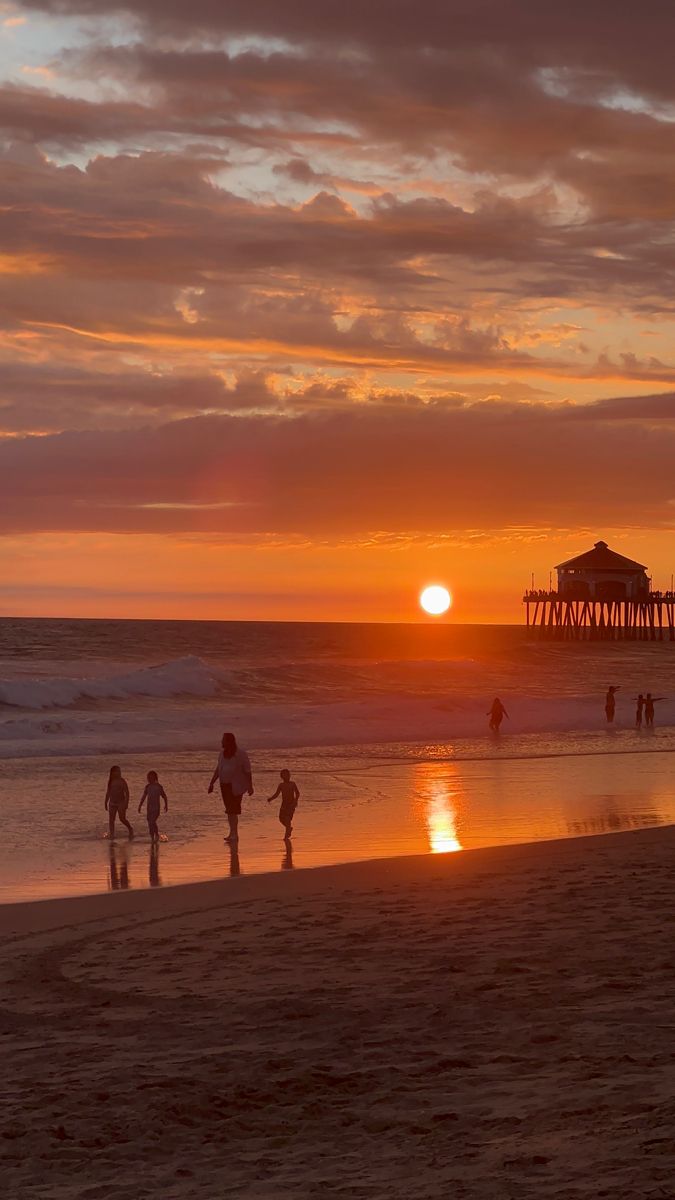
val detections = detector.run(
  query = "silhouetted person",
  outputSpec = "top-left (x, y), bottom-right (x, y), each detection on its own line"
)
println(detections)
top-left (488, 698), bottom-right (508, 732)
top-left (605, 686), bottom-right (619, 723)
top-left (635, 694), bottom-right (645, 729)
top-left (208, 731), bottom-right (253, 843)
top-left (109, 843), bottom-right (130, 890)
top-left (266, 768), bottom-right (300, 840)
top-left (645, 693), bottom-right (666, 727)
top-left (105, 765), bottom-right (134, 840)
top-left (138, 770), bottom-right (168, 842)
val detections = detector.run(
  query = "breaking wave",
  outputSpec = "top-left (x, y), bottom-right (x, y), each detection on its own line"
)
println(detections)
top-left (0, 656), bottom-right (222, 710)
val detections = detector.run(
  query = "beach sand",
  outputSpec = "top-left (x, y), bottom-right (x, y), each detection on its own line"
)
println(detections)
top-left (3, 826), bottom-right (675, 1199)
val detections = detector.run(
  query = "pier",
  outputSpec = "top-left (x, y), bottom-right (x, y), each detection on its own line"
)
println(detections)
top-left (523, 590), bottom-right (675, 640)
top-left (523, 539), bottom-right (675, 640)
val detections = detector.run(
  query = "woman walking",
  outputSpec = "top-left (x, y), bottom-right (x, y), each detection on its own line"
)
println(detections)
top-left (208, 732), bottom-right (253, 843)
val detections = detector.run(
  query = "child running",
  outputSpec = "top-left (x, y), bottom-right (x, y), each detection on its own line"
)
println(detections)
top-left (138, 770), bottom-right (168, 842)
top-left (105, 765), bottom-right (134, 840)
top-left (266, 769), bottom-right (300, 841)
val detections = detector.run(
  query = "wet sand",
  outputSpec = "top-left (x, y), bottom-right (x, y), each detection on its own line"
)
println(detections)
top-left (2, 825), bottom-right (675, 1198)
top-left (3, 744), bottom-right (675, 902)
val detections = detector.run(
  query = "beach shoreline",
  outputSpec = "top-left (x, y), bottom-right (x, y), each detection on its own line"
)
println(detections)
top-left (0, 823), bottom-right (642, 927)
top-left (4, 824), bottom-right (675, 1197)
top-left (0, 820), bottom-right (672, 930)
top-left (3, 742), bottom-right (675, 905)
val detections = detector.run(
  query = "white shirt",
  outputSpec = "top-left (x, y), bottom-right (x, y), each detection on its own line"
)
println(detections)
top-left (217, 747), bottom-right (252, 796)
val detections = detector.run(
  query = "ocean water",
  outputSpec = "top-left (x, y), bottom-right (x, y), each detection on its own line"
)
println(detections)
top-left (2, 617), bottom-right (675, 757)
top-left (1, 618), bottom-right (674, 901)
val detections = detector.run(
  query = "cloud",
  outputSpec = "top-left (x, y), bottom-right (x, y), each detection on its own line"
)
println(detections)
top-left (2, 399), bottom-right (675, 535)
top-left (3, 0), bottom-right (675, 560)
top-left (5, 145), bottom-right (675, 391)
top-left (571, 391), bottom-right (675, 420)
top-left (0, 363), bottom-right (283, 432)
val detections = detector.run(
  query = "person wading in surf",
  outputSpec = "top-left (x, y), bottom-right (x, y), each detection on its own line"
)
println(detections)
top-left (644, 693), bottom-right (666, 727)
top-left (487, 697), bottom-right (509, 733)
top-left (208, 731), bottom-right (253, 843)
top-left (605, 685), bottom-right (620, 723)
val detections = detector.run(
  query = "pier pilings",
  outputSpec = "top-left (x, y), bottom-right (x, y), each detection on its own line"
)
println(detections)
top-left (523, 593), bottom-right (675, 641)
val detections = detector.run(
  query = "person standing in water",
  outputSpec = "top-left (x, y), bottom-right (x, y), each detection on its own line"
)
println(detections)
top-left (208, 731), bottom-right (253, 843)
top-left (105, 765), bottom-right (134, 840)
top-left (635, 694), bottom-right (645, 729)
top-left (266, 769), bottom-right (300, 840)
top-left (644, 693), bottom-right (666, 727)
top-left (138, 770), bottom-right (168, 842)
top-left (488, 697), bottom-right (508, 732)
top-left (605, 686), bottom-right (620, 723)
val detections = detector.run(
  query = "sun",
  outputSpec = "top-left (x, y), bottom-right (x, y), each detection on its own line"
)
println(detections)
top-left (420, 584), bottom-right (452, 616)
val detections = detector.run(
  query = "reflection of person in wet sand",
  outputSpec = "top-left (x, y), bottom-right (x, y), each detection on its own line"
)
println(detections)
top-left (149, 842), bottom-right (162, 888)
top-left (227, 842), bottom-right (241, 877)
top-left (105, 765), bottom-right (134, 840)
top-left (645, 693), bottom-right (666, 727)
top-left (281, 844), bottom-right (294, 871)
top-left (266, 769), bottom-right (300, 840)
top-left (635, 694), bottom-right (645, 729)
top-left (605, 686), bottom-right (620, 723)
top-left (109, 843), bottom-right (130, 890)
top-left (208, 732), bottom-right (253, 844)
top-left (487, 698), bottom-right (508, 732)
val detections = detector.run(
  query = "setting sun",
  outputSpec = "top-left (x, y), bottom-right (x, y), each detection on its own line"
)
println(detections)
top-left (419, 585), bottom-right (452, 616)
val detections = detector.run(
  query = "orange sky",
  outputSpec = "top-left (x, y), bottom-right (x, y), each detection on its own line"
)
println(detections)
top-left (2, 2), bottom-right (675, 621)
top-left (1, 528), bottom-right (673, 623)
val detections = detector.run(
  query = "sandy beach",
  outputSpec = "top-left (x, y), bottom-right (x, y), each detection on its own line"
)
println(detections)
top-left (3, 826), bottom-right (675, 1199)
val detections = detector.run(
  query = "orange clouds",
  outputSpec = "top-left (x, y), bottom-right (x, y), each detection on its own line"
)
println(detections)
top-left (2, 1), bottom-right (675, 616)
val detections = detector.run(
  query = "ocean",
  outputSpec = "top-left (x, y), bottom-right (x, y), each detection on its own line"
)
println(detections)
top-left (2, 617), bottom-right (675, 902)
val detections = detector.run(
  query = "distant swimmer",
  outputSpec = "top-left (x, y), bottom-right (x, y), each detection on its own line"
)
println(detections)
top-left (634, 694), bottom-right (645, 729)
top-left (488, 697), bottom-right (509, 733)
top-left (105, 765), bottom-right (134, 840)
top-left (138, 769), bottom-right (168, 842)
top-left (266, 768), bottom-right (300, 840)
top-left (605, 686), bottom-right (620, 724)
top-left (644, 693), bottom-right (666, 728)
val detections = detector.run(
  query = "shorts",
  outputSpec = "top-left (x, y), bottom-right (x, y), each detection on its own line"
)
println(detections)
top-left (220, 782), bottom-right (242, 815)
top-left (109, 802), bottom-right (128, 817)
top-left (279, 802), bottom-right (297, 823)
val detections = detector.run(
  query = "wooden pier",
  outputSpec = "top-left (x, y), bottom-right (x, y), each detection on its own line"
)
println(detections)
top-left (523, 592), bottom-right (675, 641)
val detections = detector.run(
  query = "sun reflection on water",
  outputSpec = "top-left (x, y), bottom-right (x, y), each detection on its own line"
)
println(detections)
top-left (426, 789), bottom-right (462, 854)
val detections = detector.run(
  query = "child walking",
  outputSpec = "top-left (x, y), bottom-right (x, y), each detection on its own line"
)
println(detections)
top-left (266, 769), bottom-right (299, 840)
top-left (138, 770), bottom-right (168, 842)
top-left (105, 765), bottom-right (134, 840)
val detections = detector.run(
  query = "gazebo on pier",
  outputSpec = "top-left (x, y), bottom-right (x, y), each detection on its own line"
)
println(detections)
top-left (524, 540), bottom-right (675, 640)
top-left (556, 541), bottom-right (649, 602)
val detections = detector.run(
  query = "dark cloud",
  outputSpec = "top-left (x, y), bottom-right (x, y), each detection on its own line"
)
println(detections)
top-left (572, 391), bottom-right (675, 420)
top-left (2, 401), bottom-right (675, 535)
top-left (0, 364), bottom-right (279, 432)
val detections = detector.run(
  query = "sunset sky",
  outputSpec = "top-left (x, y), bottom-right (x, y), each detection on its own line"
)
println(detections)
top-left (2, 0), bottom-right (675, 621)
